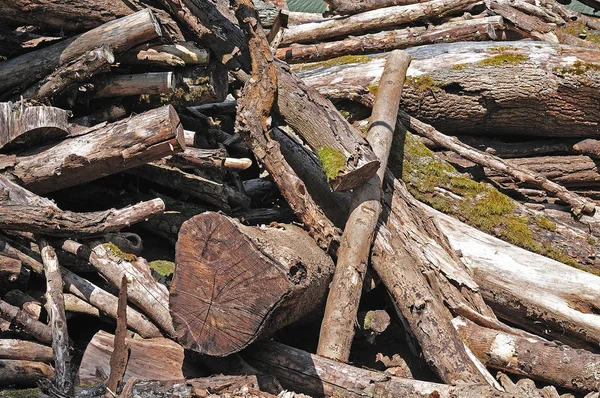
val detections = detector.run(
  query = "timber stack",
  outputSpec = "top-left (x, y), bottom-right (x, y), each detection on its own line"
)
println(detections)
top-left (2, 0), bottom-right (600, 396)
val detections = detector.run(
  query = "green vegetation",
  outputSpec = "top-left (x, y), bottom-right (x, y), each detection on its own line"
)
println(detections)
top-left (366, 84), bottom-right (379, 96)
top-left (149, 260), bottom-right (176, 278)
top-left (553, 61), bottom-right (600, 76)
top-left (317, 147), bottom-right (346, 181)
top-left (477, 53), bottom-right (528, 67)
top-left (1, 388), bottom-right (42, 398)
top-left (405, 75), bottom-right (442, 94)
top-left (102, 242), bottom-right (137, 262)
top-left (292, 54), bottom-right (373, 71)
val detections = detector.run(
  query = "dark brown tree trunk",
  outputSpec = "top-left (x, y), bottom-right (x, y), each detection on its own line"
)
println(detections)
top-left (0, 360), bottom-right (55, 387)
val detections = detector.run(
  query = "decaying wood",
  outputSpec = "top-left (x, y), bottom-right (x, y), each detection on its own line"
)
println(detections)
top-left (245, 341), bottom-right (519, 397)
top-left (400, 112), bottom-right (597, 215)
top-left (0, 360), bottom-right (55, 387)
top-left (0, 105), bottom-right (184, 194)
top-left (281, 0), bottom-right (481, 45)
top-left (38, 236), bottom-right (73, 397)
top-left (79, 330), bottom-right (184, 384)
top-left (4, 290), bottom-right (41, 320)
top-left (0, 299), bottom-right (52, 344)
top-left (324, 0), bottom-right (427, 14)
top-left (276, 16), bottom-right (503, 63)
top-left (0, 254), bottom-right (29, 294)
top-left (91, 72), bottom-right (175, 98)
top-left (574, 139), bottom-right (600, 159)
top-left (317, 50), bottom-right (411, 362)
top-left (62, 294), bottom-right (101, 318)
top-left (61, 239), bottom-right (175, 336)
top-left (171, 212), bottom-right (335, 356)
top-left (0, 175), bottom-right (165, 236)
top-left (118, 42), bottom-right (209, 67)
top-left (104, 276), bottom-right (129, 398)
top-left (21, 45), bottom-right (114, 102)
top-left (168, 147), bottom-right (253, 171)
top-left (430, 206), bottom-right (600, 348)
top-left (0, 102), bottom-right (70, 150)
top-left (454, 316), bottom-right (600, 393)
top-left (298, 41), bottom-right (600, 138)
top-left (0, 339), bottom-right (53, 363)
top-left (0, 9), bottom-right (163, 96)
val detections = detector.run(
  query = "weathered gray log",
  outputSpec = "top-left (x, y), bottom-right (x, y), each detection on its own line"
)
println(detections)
top-left (454, 316), bottom-right (600, 393)
top-left (317, 50), bottom-right (411, 361)
top-left (0, 299), bottom-right (52, 344)
top-left (0, 9), bottom-right (162, 96)
top-left (323, 0), bottom-right (427, 14)
top-left (38, 236), bottom-right (73, 397)
top-left (487, 1), bottom-right (558, 42)
top-left (0, 340), bottom-right (53, 363)
top-left (0, 102), bottom-right (70, 149)
top-left (297, 41), bottom-right (600, 138)
top-left (281, 0), bottom-right (481, 45)
top-left (0, 105), bottom-right (184, 194)
top-left (168, 147), bottom-right (252, 171)
top-left (105, 276), bottom-right (129, 397)
top-left (21, 45), bottom-right (114, 102)
top-left (62, 239), bottom-right (175, 336)
top-left (117, 42), bottom-right (209, 67)
top-left (170, 212), bottom-right (335, 356)
top-left (276, 16), bottom-right (503, 63)
top-left (79, 330), bottom-right (184, 384)
top-left (0, 360), bottom-right (55, 387)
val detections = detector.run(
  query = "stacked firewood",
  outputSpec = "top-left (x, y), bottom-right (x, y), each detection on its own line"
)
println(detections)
top-left (2, 0), bottom-right (600, 397)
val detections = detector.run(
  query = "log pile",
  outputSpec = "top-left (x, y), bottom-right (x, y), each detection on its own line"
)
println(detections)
top-left (2, 0), bottom-right (600, 397)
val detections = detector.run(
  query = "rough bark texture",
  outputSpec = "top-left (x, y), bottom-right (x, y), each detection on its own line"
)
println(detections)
top-left (324, 0), bottom-right (428, 14)
top-left (0, 255), bottom-right (29, 295)
top-left (317, 50), bottom-right (411, 362)
top-left (171, 212), bottom-right (335, 356)
top-left (281, 0), bottom-right (481, 45)
top-left (118, 42), bottom-right (209, 66)
top-left (276, 17), bottom-right (503, 63)
top-left (91, 72), bottom-right (175, 98)
top-left (104, 276), bottom-right (130, 397)
top-left (297, 41), bottom-right (600, 138)
top-left (454, 316), bottom-right (600, 393)
top-left (0, 340), bottom-right (54, 363)
top-left (0, 360), bottom-right (55, 387)
top-left (245, 341), bottom-right (519, 397)
top-left (0, 105), bottom-right (185, 194)
top-left (0, 9), bottom-right (163, 96)
top-left (0, 299), bottom-right (53, 344)
top-left (38, 236), bottom-right (73, 397)
top-left (275, 61), bottom-right (380, 191)
top-left (79, 330), bottom-right (184, 384)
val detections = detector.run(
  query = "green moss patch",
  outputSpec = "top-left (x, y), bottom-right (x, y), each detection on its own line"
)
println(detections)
top-left (406, 75), bottom-right (442, 94)
top-left (102, 242), bottom-right (136, 262)
top-left (293, 55), bottom-right (373, 72)
top-left (317, 147), bottom-right (346, 182)
top-left (478, 53), bottom-right (528, 67)
top-left (553, 60), bottom-right (600, 76)
top-left (149, 260), bottom-right (176, 278)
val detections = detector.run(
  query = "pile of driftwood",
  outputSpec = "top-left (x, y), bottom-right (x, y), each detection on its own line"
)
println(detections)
top-left (2, 0), bottom-right (600, 397)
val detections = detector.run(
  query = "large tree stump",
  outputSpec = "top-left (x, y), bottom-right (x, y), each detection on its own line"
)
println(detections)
top-left (170, 212), bottom-right (335, 356)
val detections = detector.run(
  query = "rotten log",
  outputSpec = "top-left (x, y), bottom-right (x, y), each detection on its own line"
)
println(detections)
top-left (0, 105), bottom-right (185, 194)
top-left (117, 42), bottom-right (209, 67)
top-left (276, 16), bottom-right (504, 63)
top-left (324, 0), bottom-right (427, 14)
top-left (0, 235), bottom-right (162, 338)
top-left (0, 9), bottom-right (163, 97)
top-left (104, 276), bottom-right (129, 398)
top-left (454, 316), bottom-right (600, 393)
top-left (21, 45), bottom-right (114, 102)
top-left (0, 299), bottom-right (52, 344)
top-left (245, 341), bottom-right (519, 397)
top-left (317, 50), bottom-right (411, 362)
top-left (0, 175), bottom-right (165, 236)
top-left (90, 72), bottom-right (176, 98)
top-left (0, 102), bottom-right (70, 150)
top-left (79, 330), bottom-right (184, 384)
top-left (0, 255), bottom-right (29, 294)
top-left (61, 240), bottom-right (175, 336)
top-left (0, 339), bottom-right (53, 363)
top-left (0, 360), bottom-right (55, 387)
top-left (4, 290), bottom-right (41, 320)
top-left (280, 0), bottom-right (481, 45)
top-left (167, 147), bottom-right (253, 171)
top-left (170, 212), bottom-right (335, 356)
top-left (297, 41), bottom-right (600, 138)
top-left (38, 236), bottom-right (73, 397)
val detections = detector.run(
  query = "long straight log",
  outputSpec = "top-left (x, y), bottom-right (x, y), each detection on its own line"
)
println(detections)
top-left (297, 41), bottom-right (600, 138)
top-left (61, 240), bottom-right (175, 336)
top-left (276, 16), bottom-right (503, 63)
top-left (317, 50), bottom-right (411, 361)
top-left (105, 276), bottom-right (129, 397)
top-left (91, 72), bottom-right (175, 98)
top-left (0, 340), bottom-right (53, 362)
top-left (1, 105), bottom-right (184, 194)
top-left (281, 0), bottom-right (481, 45)
top-left (324, 0), bottom-right (427, 14)
top-left (0, 9), bottom-right (162, 96)
top-left (38, 236), bottom-right (73, 397)
top-left (454, 316), bottom-right (600, 393)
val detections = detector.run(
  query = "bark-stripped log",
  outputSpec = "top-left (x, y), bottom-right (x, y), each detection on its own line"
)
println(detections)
top-left (91, 72), bottom-right (175, 98)
top-left (281, 0), bottom-right (481, 45)
top-left (0, 340), bottom-right (53, 363)
top-left (317, 50), bottom-right (411, 362)
top-left (0, 360), bottom-right (55, 387)
top-left (61, 240), bottom-right (175, 336)
top-left (0, 105), bottom-right (184, 194)
top-left (167, 148), bottom-right (252, 171)
top-left (38, 236), bottom-right (73, 397)
top-left (297, 41), bottom-right (600, 138)
top-left (487, 1), bottom-right (558, 42)
top-left (245, 341), bottom-right (518, 397)
top-left (118, 42), bottom-right (209, 67)
top-left (0, 299), bottom-right (52, 344)
top-left (276, 16), bottom-right (503, 63)
top-left (454, 316), bottom-right (600, 393)
top-left (105, 276), bottom-right (129, 397)
top-left (170, 212), bottom-right (335, 356)
top-left (324, 0), bottom-right (427, 14)
top-left (0, 102), bottom-right (70, 149)
top-left (0, 9), bottom-right (162, 96)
